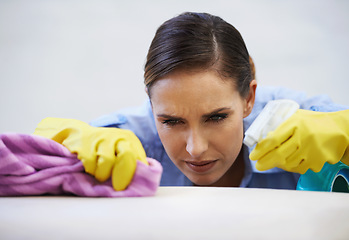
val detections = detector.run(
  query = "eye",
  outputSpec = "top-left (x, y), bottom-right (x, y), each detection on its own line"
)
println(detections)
top-left (161, 119), bottom-right (184, 126)
top-left (207, 113), bottom-right (228, 123)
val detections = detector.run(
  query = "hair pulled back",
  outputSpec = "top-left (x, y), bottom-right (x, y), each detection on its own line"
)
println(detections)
top-left (144, 12), bottom-right (254, 97)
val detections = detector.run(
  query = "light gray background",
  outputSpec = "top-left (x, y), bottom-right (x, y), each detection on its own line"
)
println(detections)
top-left (1, 0), bottom-right (348, 134)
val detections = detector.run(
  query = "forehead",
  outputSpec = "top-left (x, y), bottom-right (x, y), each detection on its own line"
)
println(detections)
top-left (150, 70), bottom-right (242, 113)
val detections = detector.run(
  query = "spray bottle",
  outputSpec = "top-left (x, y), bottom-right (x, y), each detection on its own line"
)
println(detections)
top-left (243, 99), bottom-right (349, 192)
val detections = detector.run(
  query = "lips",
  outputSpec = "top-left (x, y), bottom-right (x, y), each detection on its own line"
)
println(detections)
top-left (185, 160), bottom-right (217, 173)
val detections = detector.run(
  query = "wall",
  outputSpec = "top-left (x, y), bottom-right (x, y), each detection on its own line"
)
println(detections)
top-left (1, 0), bottom-right (348, 134)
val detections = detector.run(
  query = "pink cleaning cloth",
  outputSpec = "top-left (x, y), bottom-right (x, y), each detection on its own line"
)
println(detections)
top-left (0, 133), bottom-right (162, 197)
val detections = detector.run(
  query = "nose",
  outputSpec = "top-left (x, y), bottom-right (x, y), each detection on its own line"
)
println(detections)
top-left (185, 128), bottom-right (208, 158)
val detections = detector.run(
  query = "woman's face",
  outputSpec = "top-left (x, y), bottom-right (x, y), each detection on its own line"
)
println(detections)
top-left (150, 70), bottom-right (256, 186)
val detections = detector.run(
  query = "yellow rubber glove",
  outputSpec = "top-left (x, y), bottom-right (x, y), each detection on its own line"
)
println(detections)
top-left (250, 109), bottom-right (349, 174)
top-left (33, 117), bottom-right (148, 191)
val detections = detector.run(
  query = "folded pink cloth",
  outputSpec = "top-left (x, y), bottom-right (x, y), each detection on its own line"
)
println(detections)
top-left (0, 133), bottom-right (162, 197)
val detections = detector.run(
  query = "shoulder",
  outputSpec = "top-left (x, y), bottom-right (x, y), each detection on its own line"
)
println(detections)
top-left (89, 100), bottom-right (160, 146)
top-left (255, 85), bottom-right (348, 111)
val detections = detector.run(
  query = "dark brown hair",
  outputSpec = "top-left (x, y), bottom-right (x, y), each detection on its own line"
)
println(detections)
top-left (144, 12), bottom-right (254, 97)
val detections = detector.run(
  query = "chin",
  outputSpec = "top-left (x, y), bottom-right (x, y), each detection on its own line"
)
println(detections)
top-left (188, 174), bottom-right (221, 187)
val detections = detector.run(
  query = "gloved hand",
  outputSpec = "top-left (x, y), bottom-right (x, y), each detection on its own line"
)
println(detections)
top-left (249, 109), bottom-right (349, 174)
top-left (33, 117), bottom-right (148, 191)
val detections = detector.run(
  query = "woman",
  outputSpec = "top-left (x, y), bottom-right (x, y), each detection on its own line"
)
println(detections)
top-left (35, 12), bottom-right (349, 191)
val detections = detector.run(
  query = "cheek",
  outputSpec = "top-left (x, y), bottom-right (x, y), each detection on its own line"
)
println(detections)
top-left (214, 118), bottom-right (244, 157)
top-left (155, 124), bottom-right (183, 159)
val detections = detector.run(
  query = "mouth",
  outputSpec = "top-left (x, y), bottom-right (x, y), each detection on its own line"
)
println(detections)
top-left (184, 160), bottom-right (218, 173)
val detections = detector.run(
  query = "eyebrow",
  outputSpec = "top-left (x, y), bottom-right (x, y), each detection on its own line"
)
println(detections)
top-left (202, 107), bottom-right (231, 118)
top-left (156, 107), bottom-right (232, 119)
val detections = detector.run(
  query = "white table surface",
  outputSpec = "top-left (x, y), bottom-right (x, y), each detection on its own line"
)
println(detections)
top-left (1, 187), bottom-right (349, 240)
